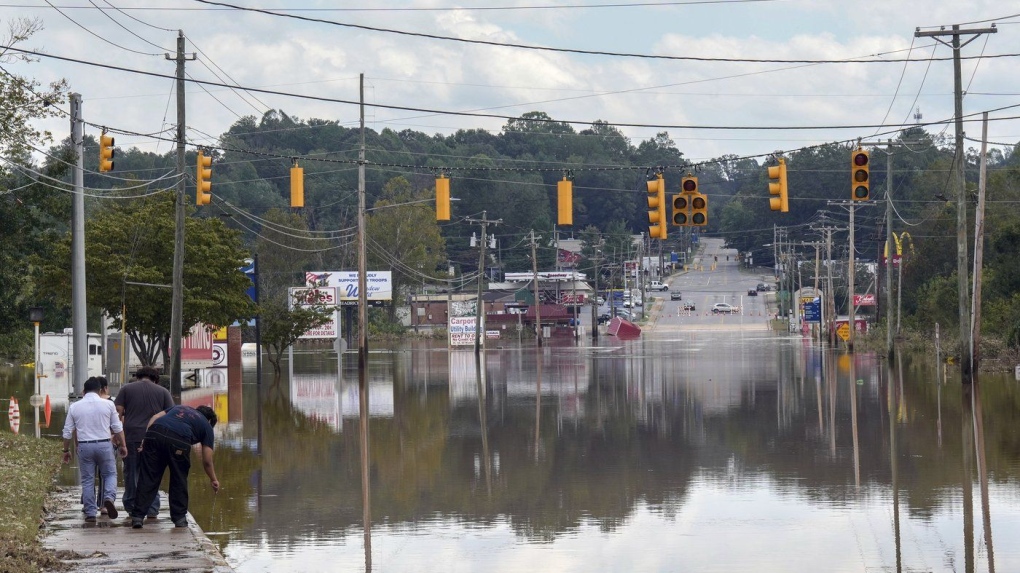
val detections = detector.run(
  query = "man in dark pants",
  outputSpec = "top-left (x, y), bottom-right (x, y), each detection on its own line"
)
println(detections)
top-left (115, 366), bottom-right (174, 518)
top-left (130, 404), bottom-right (220, 529)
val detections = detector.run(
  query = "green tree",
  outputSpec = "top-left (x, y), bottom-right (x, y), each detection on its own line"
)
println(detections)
top-left (367, 176), bottom-right (447, 320)
top-left (260, 294), bottom-right (334, 381)
top-left (36, 191), bottom-right (256, 366)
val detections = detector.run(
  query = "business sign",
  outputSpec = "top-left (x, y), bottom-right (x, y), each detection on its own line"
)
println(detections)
top-left (181, 323), bottom-right (214, 369)
top-left (306, 271), bottom-right (392, 301)
top-left (803, 298), bottom-right (822, 323)
top-left (853, 293), bottom-right (876, 306)
top-left (289, 287), bottom-right (338, 339)
top-left (449, 316), bottom-right (478, 346)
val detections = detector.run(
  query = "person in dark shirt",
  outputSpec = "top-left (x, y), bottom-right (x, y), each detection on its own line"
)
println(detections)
top-left (129, 404), bottom-right (219, 529)
top-left (115, 366), bottom-right (174, 518)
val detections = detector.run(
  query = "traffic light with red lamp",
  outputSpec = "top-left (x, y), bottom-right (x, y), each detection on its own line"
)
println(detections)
top-left (646, 173), bottom-right (667, 239)
top-left (852, 149), bottom-right (870, 201)
top-left (99, 131), bottom-right (115, 172)
top-left (768, 158), bottom-right (788, 212)
top-left (195, 150), bottom-right (211, 206)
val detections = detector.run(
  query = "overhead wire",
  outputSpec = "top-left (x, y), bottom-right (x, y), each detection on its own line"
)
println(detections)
top-left (42, 0), bottom-right (163, 56)
top-left (86, 0), bottom-right (171, 52)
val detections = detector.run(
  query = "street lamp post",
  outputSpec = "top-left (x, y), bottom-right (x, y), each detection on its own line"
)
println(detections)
top-left (29, 307), bottom-right (44, 397)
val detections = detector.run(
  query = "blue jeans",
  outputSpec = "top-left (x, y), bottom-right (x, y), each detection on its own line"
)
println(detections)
top-left (124, 440), bottom-right (160, 516)
top-left (78, 441), bottom-right (117, 517)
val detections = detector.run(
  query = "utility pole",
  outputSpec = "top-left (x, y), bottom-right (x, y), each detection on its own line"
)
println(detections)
top-left (848, 202), bottom-right (856, 352)
top-left (357, 73), bottom-right (368, 369)
top-left (529, 229), bottom-right (542, 347)
top-left (590, 245), bottom-right (602, 341)
top-left (466, 213), bottom-right (502, 353)
top-left (69, 93), bottom-right (86, 397)
top-left (885, 140), bottom-right (895, 360)
top-left (915, 23), bottom-right (996, 383)
top-left (166, 31), bottom-right (194, 401)
top-left (971, 112), bottom-right (989, 376)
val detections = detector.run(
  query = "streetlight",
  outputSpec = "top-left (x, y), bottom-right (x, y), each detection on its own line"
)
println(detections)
top-left (29, 307), bottom-right (44, 398)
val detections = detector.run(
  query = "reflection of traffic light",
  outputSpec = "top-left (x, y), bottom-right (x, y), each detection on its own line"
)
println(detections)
top-left (557, 177), bottom-right (573, 226)
top-left (290, 160), bottom-right (304, 208)
top-left (691, 192), bottom-right (708, 227)
top-left (195, 151), bottom-right (211, 206)
top-left (852, 149), bottom-right (870, 201)
top-left (646, 174), bottom-right (666, 239)
top-left (672, 193), bottom-right (689, 226)
top-left (435, 174), bottom-right (450, 221)
top-left (99, 132), bottom-right (115, 172)
top-left (768, 158), bottom-right (788, 212)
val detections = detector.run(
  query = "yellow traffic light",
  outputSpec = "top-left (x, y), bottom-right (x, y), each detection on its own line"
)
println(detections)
top-left (290, 160), bottom-right (304, 208)
top-left (768, 158), bottom-right (788, 212)
top-left (852, 149), bottom-right (870, 201)
top-left (196, 151), bottom-right (211, 206)
top-left (435, 174), bottom-right (450, 221)
top-left (672, 193), bottom-right (689, 226)
top-left (691, 192), bottom-right (708, 227)
top-left (646, 174), bottom-right (666, 239)
top-left (557, 177), bottom-right (573, 226)
top-left (99, 132), bottom-right (115, 172)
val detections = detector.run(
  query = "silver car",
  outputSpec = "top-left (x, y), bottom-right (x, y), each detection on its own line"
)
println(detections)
top-left (711, 303), bottom-right (739, 314)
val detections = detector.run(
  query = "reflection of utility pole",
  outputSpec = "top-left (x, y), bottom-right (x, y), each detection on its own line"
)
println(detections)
top-left (915, 24), bottom-right (996, 383)
top-left (466, 212), bottom-right (502, 354)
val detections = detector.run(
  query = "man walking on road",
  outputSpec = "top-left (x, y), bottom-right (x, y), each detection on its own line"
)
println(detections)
top-left (115, 366), bottom-right (174, 518)
top-left (130, 404), bottom-right (220, 529)
top-left (62, 377), bottom-right (128, 522)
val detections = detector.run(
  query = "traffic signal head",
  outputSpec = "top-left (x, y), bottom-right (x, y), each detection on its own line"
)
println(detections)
top-left (672, 193), bottom-right (689, 226)
top-left (557, 177), bottom-right (573, 226)
top-left (768, 158), bottom-right (788, 212)
top-left (681, 176), bottom-right (697, 194)
top-left (99, 133), bottom-right (115, 172)
top-left (290, 161), bottom-right (304, 208)
top-left (691, 192), bottom-right (708, 227)
top-left (646, 174), bottom-right (666, 239)
top-left (435, 175), bottom-right (450, 221)
top-left (195, 151), bottom-right (212, 206)
top-left (852, 149), bottom-right (870, 201)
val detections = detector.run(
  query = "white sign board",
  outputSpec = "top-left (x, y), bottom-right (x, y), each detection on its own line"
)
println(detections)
top-left (449, 316), bottom-right (479, 346)
top-left (305, 271), bottom-right (393, 301)
top-left (289, 287), bottom-right (338, 339)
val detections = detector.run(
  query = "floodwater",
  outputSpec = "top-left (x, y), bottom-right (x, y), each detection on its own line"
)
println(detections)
top-left (3, 332), bottom-right (1020, 573)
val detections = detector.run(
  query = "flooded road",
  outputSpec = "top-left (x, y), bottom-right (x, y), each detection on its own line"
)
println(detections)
top-left (3, 332), bottom-right (1019, 572)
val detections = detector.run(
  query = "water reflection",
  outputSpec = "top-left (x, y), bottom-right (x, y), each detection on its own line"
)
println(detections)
top-left (2, 333), bottom-right (1019, 572)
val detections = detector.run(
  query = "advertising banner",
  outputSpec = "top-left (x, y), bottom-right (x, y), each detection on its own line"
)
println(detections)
top-left (305, 271), bottom-right (393, 301)
top-left (289, 287), bottom-right (338, 339)
top-left (853, 293), bottom-right (876, 306)
top-left (449, 316), bottom-right (478, 346)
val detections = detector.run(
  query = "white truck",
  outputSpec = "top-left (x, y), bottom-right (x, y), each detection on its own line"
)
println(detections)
top-left (38, 329), bottom-right (104, 383)
top-left (647, 281), bottom-right (669, 291)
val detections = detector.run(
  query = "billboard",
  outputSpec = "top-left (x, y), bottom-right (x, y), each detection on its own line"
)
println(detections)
top-left (288, 287), bottom-right (338, 339)
top-left (305, 271), bottom-right (393, 301)
top-left (181, 323), bottom-right (214, 369)
top-left (449, 316), bottom-right (478, 346)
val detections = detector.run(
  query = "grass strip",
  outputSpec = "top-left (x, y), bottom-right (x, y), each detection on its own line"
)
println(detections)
top-left (0, 432), bottom-right (68, 573)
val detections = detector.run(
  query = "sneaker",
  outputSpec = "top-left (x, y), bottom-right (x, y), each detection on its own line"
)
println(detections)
top-left (146, 512), bottom-right (158, 519)
top-left (131, 517), bottom-right (143, 529)
top-left (173, 518), bottom-right (188, 528)
top-left (84, 515), bottom-right (96, 523)
top-left (103, 500), bottom-right (118, 520)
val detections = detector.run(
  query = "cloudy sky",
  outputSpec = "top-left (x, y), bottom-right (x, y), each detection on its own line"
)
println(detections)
top-left (5, 1), bottom-right (1020, 164)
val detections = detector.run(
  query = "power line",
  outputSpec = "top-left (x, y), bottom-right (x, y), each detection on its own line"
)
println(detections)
top-left (191, 0), bottom-right (1020, 65)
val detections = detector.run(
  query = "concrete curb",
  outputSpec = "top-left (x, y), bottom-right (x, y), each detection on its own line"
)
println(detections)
top-left (41, 487), bottom-right (234, 572)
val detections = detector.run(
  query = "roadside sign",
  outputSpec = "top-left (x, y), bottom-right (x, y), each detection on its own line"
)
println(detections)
top-left (853, 294), bottom-right (876, 306)
top-left (836, 322), bottom-right (850, 341)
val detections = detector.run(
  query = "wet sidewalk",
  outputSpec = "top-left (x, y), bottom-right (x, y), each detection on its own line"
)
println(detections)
top-left (42, 488), bottom-right (233, 573)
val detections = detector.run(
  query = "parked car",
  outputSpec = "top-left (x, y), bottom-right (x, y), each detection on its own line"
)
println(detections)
top-left (747, 289), bottom-right (757, 296)
top-left (681, 301), bottom-right (696, 311)
top-left (670, 290), bottom-right (682, 300)
top-left (597, 312), bottom-right (612, 325)
top-left (647, 281), bottom-right (669, 291)
top-left (711, 303), bottom-right (739, 314)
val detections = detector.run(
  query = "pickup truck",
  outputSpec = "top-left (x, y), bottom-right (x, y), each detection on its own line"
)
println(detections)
top-left (647, 281), bottom-right (669, 291)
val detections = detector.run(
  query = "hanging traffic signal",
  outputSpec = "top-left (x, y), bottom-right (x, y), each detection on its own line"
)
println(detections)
top-left (290, 160), bottom-right (304, 208)
top-left (852, 149), bottom-right (870, 201)
top-left (691, 192), bottom-right (708, 227)
top-left (99, 132), bottom-right (115, 172)
top-left (435, 174), bottom-right (450, 221)
top-left (646, 173), bottom-right (666, 239)
top-left (768, 158), bottom-right (788, 212)
top-left (195, 150), bottom-right (211, 206)
top-left (557, 177), bottom-right (573, 226)
top-left (672, 193), bottom-right (689, 226)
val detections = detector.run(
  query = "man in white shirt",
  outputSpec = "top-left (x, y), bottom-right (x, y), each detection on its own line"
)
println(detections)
top-left (62, 376), bottom-right (129, 522)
